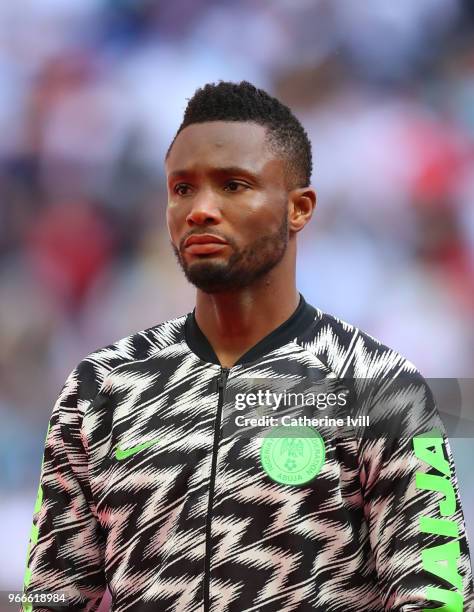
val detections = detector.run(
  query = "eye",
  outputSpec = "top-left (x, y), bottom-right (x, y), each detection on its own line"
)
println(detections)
top-left (174, 183), bottom-right (192, 196)
top-left (224, 181), bottom-right (249, 192)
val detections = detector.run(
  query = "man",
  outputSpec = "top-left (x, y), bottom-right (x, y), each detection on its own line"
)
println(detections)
top-left (23, 81), bottom-right (473, 611)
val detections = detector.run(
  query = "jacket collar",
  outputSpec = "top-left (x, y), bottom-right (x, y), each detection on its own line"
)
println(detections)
top-left (184, 292), bottom-right (316, 367)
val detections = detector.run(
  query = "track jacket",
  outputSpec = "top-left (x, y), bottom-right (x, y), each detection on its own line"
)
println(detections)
top-left (22, 294), bottom-right (473, 611)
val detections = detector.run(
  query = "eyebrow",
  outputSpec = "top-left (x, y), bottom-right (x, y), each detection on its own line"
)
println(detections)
top-left (168, 166), bottom-right (259, 181)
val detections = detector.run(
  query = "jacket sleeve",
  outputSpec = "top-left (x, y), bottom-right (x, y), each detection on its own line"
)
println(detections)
top-left (358, 370), bottom-right (474, 611)
top-left (21, 364), bottom-right (107, 611)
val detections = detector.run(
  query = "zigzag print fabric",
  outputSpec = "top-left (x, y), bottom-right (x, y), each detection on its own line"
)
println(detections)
top-left (22, 297), bottom-right (473, 611)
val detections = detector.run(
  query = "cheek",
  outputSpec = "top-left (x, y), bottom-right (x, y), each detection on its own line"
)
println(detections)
top-left (241, 195), bottom-right (286, 232)
top-left (166, 204), bottom-right (184, 243)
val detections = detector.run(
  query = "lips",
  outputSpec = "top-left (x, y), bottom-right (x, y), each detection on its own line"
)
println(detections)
top-left (183, 233), bottom-right (229, 255)
top-left (184, 234), bottom-right (228, 247)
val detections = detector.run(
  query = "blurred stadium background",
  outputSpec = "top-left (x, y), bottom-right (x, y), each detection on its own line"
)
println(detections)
top-left (1, 0), bottom-right (474, 606)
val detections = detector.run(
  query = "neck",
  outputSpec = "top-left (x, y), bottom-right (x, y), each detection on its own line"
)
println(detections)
top-left (194, 260), bottom-right (299, 368)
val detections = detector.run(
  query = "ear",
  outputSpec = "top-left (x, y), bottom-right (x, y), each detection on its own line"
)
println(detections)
top-left (288, 187), bottom-right (316, 233)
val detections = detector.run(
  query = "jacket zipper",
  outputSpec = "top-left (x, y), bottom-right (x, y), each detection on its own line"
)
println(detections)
top-left (203, 366), bottom-right (230, 611)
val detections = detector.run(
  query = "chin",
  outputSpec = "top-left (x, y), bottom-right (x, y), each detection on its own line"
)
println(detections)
top-left (185, 265), bottom-right (238, 293)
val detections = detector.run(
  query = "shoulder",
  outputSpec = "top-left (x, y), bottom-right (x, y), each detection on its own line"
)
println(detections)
top-left (300, 307), bottom-right (423, 381)
top-left (67, 313), bottom-right (188, 404)
top-left (301, 309), bottom-right (441, 441)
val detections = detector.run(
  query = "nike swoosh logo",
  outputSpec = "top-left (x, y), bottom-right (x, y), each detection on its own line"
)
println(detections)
top-left (115, 438), bottom-right (161, 460)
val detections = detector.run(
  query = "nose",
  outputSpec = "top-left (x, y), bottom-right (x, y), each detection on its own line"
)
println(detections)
top-left (185, 189), bottom-right (222, 227)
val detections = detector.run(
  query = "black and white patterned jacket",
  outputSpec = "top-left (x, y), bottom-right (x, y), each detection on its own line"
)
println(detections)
top-left (23, 294), bottom-right (473, 611)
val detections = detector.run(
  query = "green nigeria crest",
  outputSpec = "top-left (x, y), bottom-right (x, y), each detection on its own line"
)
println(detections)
top-left (260, 425), bottom-right (325, 485)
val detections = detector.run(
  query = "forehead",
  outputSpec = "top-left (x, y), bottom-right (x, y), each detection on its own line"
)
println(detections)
top-left (166, 121), bottom-right (279, 176)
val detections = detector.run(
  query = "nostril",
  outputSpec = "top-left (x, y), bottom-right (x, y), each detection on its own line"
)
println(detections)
top-left (186, 211), bottom-right (218, 226)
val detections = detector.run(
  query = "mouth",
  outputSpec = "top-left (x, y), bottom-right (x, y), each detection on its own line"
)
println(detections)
top-left (183, 233), bottom-right (229, 256)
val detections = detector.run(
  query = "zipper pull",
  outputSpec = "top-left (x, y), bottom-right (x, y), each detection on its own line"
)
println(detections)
top-left (216, 367), bottom-right (230, 391)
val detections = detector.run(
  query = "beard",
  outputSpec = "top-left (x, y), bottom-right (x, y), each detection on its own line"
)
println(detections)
top-left (172, 212), bottom-right (289, 294)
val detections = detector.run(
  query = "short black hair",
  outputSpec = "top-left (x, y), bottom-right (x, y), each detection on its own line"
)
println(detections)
top-left (166, 80), bottom-right (312, 189)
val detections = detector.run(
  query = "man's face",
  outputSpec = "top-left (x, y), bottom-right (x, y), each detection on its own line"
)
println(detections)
top-left (166, 121), bottom-right (290, 293)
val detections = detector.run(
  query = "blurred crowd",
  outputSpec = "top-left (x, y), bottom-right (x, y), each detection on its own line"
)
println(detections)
top-left (1, 0), bottom-right (474, 591)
